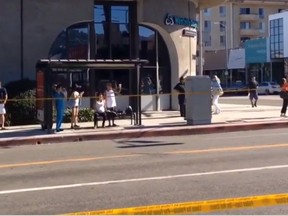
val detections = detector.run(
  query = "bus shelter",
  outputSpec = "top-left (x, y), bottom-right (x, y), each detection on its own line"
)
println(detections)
top-left (36, 59), bottom-right (148, 132)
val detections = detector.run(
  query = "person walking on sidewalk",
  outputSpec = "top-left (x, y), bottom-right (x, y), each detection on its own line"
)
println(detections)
top-left (70, 84), bottom-right (84, 129)
top-left (211, 75), bottom-right (223, 115)
top-left (0, 81), bottom-right (8, 130)
top-left (53, 84), bottom-right (67, 132)
top-left (280, 78), bottom-right (288, 117)
top-left (248, 76), bottom-right (259, 108)
top-left (174, 77), bottom-right (185, 117)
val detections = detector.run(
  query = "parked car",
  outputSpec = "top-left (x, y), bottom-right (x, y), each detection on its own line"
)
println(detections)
top-left (257, 82), bottom-right (281, 95)
top-left (223, 81), bottom-right (249, 96)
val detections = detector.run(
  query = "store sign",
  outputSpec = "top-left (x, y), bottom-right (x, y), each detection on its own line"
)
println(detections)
top-left (165, 14), bottom-right (198, 28)
top-left (245, 38), bottom-right (268, 64)
top-left (182, 29), bottom-right (197, 37)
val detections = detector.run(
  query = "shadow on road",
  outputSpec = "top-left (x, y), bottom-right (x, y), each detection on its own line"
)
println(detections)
top-left (116, 140), bottom-right (183, 148)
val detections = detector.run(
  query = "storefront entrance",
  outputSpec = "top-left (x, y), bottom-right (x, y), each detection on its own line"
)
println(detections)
top-left (48, 1), bottom-right (171, 111)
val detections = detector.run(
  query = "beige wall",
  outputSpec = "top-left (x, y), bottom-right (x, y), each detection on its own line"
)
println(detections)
top-left (0, 0), bottom-right (21, 84)
top-left (140, 0), bottom-right (198, 109)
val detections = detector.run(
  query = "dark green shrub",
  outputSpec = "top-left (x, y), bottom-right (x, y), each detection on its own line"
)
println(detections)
top-left (4, 79), bottom-right (36, 99)
top-left (63, 108), bottom-right (94, 123)
top-left (6, 89), bottom-right (37, 126)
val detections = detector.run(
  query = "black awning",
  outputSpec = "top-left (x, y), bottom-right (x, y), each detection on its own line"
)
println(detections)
top-left (36, 59), bottom-right (149, 70)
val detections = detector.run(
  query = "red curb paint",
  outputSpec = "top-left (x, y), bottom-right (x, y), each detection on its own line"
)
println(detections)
top-left (1, 121), bottom-right (288, 147)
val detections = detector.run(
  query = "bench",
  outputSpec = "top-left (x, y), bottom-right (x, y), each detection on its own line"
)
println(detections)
top-left (94, 106), bottom-right (136, 128)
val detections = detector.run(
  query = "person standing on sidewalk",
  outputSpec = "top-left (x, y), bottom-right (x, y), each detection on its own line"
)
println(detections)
top-left (70, 84), bottom-right (84, 129)
top-left (0, 81), bottom-right (8, 130)
top-left (211, 75), bottom-right (223, 115)
top-left (174, 77), bottom-right (185, 117)
top-left (280, 78), bottom-right (288, 117)
top-left (105, 82), bottom-right (118, 127)
top-left (248, 76), bottom-right (259, 108)
top-left (53, 84), bottom-right (67, 132)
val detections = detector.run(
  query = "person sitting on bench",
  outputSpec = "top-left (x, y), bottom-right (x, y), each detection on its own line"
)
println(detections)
top-left (94, 92), bottom-right (108, 128)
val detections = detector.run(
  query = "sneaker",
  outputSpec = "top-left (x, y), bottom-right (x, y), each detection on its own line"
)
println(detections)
top-left (74, 125), bottom-right (80, 128)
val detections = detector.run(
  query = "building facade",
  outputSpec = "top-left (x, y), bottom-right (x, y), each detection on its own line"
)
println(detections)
top-left (0, 0), bottom-right (225, 111)
top-left (200, 0), bottom-right (288, 85)
top-left (269, 11), bottom-right (288, 81)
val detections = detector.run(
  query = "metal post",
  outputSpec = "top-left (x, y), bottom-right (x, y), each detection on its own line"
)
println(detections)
top-left (155, 32), bottom-right (160, 111)
top-left (136, 63), bottom-right (142, 125)
top-left (20, 0), bottom-right (24, 80)
top-left (135, 64), bottom-right (139, 125)
top-left (199, 9), bottom-right (204, 75)
top-left (225, 24), bottom-right (229, 85)
top-left (270, 61), bottom-right (273, 82)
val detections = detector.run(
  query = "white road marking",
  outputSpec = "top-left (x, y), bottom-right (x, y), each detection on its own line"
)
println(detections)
top-left (1, 164), bottom-right (288, 195)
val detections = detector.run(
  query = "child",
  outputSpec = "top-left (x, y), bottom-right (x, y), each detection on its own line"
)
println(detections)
top-left (104, 82), bottom-right (117, 127)
top-left (94, 92), bottom-right (107, 128)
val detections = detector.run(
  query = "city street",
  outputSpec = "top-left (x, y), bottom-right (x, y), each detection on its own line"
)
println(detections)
top-left (1, 128), bottom-right (288, 214)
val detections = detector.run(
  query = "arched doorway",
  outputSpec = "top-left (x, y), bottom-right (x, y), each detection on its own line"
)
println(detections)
top-left (48, 3), bottom-right (171, 110)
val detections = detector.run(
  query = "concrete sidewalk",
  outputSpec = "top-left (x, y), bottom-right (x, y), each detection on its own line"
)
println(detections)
top-left (0, 103), bottom-right (286, 146)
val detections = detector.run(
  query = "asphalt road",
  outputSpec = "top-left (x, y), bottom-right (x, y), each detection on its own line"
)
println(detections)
top-left (1, 128), bottom-right (288, 214)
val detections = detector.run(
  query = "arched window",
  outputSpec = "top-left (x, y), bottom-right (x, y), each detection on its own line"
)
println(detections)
top-left (48, 22), bottom-right (171, 96)
top-left (48, 30), bottom-right (67, 59)
top-left (48, 22), bottom-right (90, 60)
top-left (139, 25), bottom-right (171, 95)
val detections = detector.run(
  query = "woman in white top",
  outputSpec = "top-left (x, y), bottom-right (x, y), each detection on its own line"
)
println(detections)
top-left (70, 84), bottom-right (84, 129)
top-left (94, 92), bottom-right (107, 128)
top-left (104, 82), bottom-right (117, 127)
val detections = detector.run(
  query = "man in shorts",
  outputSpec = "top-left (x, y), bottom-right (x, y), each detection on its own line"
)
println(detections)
top-left (248, 76), bottom-right (258, 108)
top-left (0, 81), bottom-right (8, 130)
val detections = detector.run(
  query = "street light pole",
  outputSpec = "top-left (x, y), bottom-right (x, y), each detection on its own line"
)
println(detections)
top-left (224, 23), bottom-right (229, 86)
top-left (199, 9), bottom-right (204, 76)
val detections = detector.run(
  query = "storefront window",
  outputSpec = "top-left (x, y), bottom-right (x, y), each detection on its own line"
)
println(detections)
top-left (48, 2), bottom-right (171, 97)
top-left (95, 23), bottom-right (109, 59)
top-left (111, 6), bottom-right (129, 23)
top-left (270, 18), bottom-right (284, 59)
top-left (111, 23), bottom-right (130, 59)
top-left (48, 31), bottom-right (67, 59)
top-left (67, 23), bottom-right (89, 59)
top-left (139, 25), bottom-right (171, 95)
top-left (94, 5), bottom-right (106, 22)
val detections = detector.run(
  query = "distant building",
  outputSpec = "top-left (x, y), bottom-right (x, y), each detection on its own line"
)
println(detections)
top-left (200, 0), bottom-right (288, 84)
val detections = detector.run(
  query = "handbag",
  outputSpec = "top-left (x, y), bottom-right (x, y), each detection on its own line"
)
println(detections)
top-left (212, 88), bottom-right (224, 96)
top-left (280, 91), bottom-right (288, 99)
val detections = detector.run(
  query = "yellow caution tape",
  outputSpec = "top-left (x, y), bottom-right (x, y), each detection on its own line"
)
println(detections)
top-left (5, 88), bottom-right (251, 102)
top-left (67, 193), bottom-right (288, 215)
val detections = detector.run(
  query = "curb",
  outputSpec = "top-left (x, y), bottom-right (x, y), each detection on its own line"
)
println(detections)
top-left (1, 121), bottom-right (288, 147)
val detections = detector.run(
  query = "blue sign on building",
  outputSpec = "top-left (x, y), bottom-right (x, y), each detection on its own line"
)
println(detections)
top-left (164, 14), bottom-right (198, 28)
top-left (244, 38), bottom-right (268, 64)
